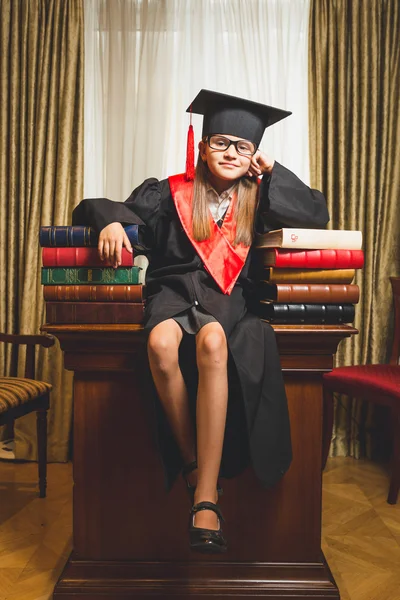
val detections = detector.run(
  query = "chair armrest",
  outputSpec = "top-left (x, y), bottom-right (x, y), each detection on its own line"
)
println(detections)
top-left (0, 333), bottom-right (55, 348)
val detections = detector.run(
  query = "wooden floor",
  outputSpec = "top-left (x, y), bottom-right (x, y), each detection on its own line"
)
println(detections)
top-left (322, 458), bottom-right (400, 600)
top-left (0, 457), bottom-right (399, 600)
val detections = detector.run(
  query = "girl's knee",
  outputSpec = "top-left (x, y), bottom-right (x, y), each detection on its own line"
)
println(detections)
top-left (197, 329), bottom-right (227, 366)
top-left (147, 329), bottom-right (180, 372)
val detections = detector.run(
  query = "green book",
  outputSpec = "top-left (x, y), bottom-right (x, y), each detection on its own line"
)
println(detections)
top-left (41, 267), bottom-right (141, 285)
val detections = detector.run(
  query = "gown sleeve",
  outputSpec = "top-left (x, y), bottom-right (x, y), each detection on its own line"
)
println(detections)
top-left (256, 161), bottom-right (329, 233)
top-left (72, 178), bottom-right (170, 251)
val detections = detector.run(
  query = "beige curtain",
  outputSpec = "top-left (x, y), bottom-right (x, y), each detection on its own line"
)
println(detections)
top-left (309, 0), bottom-right (400, 458)
top-left (0, 0), bottom-right (84, 461)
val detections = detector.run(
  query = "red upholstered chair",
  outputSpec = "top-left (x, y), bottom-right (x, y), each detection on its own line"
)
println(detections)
top-left (0, 333), bottom-right (55, 498)
top-left (322, 277), bottom-right (400, 505)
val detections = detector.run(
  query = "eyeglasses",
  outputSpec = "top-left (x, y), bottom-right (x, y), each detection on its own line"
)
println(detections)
top-left (206, 135), bottom-right (257, 157)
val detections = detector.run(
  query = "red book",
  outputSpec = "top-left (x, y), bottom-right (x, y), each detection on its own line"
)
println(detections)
top-left (45, 302), bottom-right (144, 324)
top-left (260, 248), bottom-right (364, 269)
top-left (42, 247), bottom-right (134, 267)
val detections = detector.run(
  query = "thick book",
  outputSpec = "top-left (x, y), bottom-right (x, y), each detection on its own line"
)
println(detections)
top-left (255, 228), bottom-right (362, 250)
top-left (45, 302), bottom-right (144, 324)
top-left (41, 267), bottom-right (141, 285)
top-left (258, 301), bottom-right (355, 324)
top-left (39, 225), bottom-right (139, 247)
top-left (42, 247), bottom-right (134, 267)
top-left (43, 284), bottom-right (145, 302)
top-left (261, 283), bottom-right (359, 304)
top-left (259, 248), bottom-right (364, 269)
top-left (265, 267), bottom-right (356, 284)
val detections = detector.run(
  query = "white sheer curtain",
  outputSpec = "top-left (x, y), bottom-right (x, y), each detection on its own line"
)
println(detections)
top-left (84, 0), bottom-right (311, 200)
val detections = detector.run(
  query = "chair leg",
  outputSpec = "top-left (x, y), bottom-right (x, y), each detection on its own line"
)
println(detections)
top-left (322, 387), bottom-right (335, 470)
top-left (37, 405), bottom-right (48, 498)
top-left (387, 409), bottom-right (400, 505)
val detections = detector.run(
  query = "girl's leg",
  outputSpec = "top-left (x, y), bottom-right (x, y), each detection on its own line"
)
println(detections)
top-left (147, 319), bottom-right (196, 475)
top-left (194, 322), bottom-right (228, 530)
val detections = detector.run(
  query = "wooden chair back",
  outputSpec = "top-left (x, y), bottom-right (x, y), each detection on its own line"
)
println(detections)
top-left (390, 277), bottom-right (400, 366)
top-left (0, 333), bottom-right (55, 379)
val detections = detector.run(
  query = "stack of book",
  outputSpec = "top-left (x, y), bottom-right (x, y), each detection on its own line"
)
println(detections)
top-left (254, 228), bottom-right (363, 324)
top-left (40, 225), bottom-right (145, 324)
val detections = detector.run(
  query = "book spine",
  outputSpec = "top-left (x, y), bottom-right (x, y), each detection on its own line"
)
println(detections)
top-left (264, 284), bottom-right (360, 304)
top-left (266, 268), bottom-right (356, 284)
top-left (42, 247), bottom-right (134, 267)
top-left (265, 249), bottom-right (364, 269)
top-left (40, 226), bottom-right (95, 247)
top-left (280, 229), bottom-right (362, 250)
top-left (39, 225), bottom-right (139, 247)
top-left (258, 303), bottom-right (355, 324)
top-left (43, 285), bottom-right (144, 302)
top-left (45, 302), bottom-right (144, 324)
top-left (41, 267), bottom-right (140, 285)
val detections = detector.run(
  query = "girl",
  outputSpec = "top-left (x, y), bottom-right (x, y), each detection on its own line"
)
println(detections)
top-left (73, 90), bottom-right (329, 554)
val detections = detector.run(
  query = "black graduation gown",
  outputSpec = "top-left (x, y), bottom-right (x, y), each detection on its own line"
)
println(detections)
top-left (72, 161), bottom-right (329, 490)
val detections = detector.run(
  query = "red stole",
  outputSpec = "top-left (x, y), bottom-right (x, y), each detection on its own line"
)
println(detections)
top-left (168, 174), bottom-right (251, 295)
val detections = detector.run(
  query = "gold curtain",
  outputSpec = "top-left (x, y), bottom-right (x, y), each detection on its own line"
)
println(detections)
top-left (309, 0), bottom-right (400, 458)
top-left (0, 0), bottom-right (84, 460)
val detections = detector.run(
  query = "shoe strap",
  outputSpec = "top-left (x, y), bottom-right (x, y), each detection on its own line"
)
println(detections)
top-left (191, 501), bottom-right (224, 522)
top-left (182, 460), bottom-right (198, 477)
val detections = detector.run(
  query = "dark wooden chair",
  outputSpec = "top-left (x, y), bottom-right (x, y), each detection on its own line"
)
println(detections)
top-left (322, 277), bottom-right (400, 504)
top-left (0, 333), bottom-right (55, 498)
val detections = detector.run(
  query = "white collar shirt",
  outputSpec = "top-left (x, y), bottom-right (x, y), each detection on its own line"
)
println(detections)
top-left (206, 184), bottom-right (237, 223)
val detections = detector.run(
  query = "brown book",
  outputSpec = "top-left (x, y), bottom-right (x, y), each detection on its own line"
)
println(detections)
top-left (43, 285), bottom-right (144, 302)
top-left (265, 268), bottom-right (356, 284)
top-left (45, 302), bottom-right (144, 324)
top-left (261, 283), bottom-right (359, 304)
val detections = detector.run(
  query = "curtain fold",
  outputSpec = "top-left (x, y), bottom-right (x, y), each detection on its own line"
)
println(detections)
top-left (84, 0), bottom-right (311, 201)
top-left (309, 0), bottom-right (400, 458)
top-left (0, 0), bottom-right (84, 461)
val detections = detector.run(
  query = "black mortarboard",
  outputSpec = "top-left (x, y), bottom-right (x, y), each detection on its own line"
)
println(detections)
top-left (187, 89), bottom-right (292, 146)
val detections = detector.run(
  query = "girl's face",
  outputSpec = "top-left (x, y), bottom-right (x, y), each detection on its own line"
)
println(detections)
top-left (199, 134), bottom-right (252, 184)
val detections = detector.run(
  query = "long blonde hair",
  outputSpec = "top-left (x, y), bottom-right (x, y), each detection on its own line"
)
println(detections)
top-left (192, 156), bottom-right (259, 247)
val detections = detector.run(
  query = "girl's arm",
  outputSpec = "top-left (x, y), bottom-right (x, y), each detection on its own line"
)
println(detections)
top-left (248, 152), bottom-right (329, 233)
top-left (72, 178), bottom-right (167, 266)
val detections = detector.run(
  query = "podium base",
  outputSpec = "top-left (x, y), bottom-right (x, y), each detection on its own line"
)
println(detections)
top-left (54, 552), bottom-right (340, 599)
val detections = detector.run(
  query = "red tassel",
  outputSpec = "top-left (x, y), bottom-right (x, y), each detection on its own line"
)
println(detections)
top-left (185, 123), bottom-right (195, 181)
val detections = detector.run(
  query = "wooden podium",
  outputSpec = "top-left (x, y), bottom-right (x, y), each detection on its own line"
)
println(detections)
top-left (43, 323), bottom-right (357, 599)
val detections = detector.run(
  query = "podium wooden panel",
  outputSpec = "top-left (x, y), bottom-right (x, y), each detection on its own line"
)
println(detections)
top-left (43, 323), bottom-right (357, 599)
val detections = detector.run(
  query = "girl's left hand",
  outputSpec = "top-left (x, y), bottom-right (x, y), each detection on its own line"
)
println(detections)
top-left (247, 150), bottom-right (275, 178)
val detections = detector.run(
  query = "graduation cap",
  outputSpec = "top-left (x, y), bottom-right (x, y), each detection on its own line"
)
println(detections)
top-left (185, 89), bottom-right (291, 179)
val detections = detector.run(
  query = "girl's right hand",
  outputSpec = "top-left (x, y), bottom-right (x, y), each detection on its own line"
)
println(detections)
top-left (98, 222), bottom-right (133, 268)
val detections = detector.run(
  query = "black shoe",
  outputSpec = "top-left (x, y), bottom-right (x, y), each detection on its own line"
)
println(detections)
top-left (182, 461), bottom-right (223, 504)
top-left (189, 501), bottom-right (227, 554)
